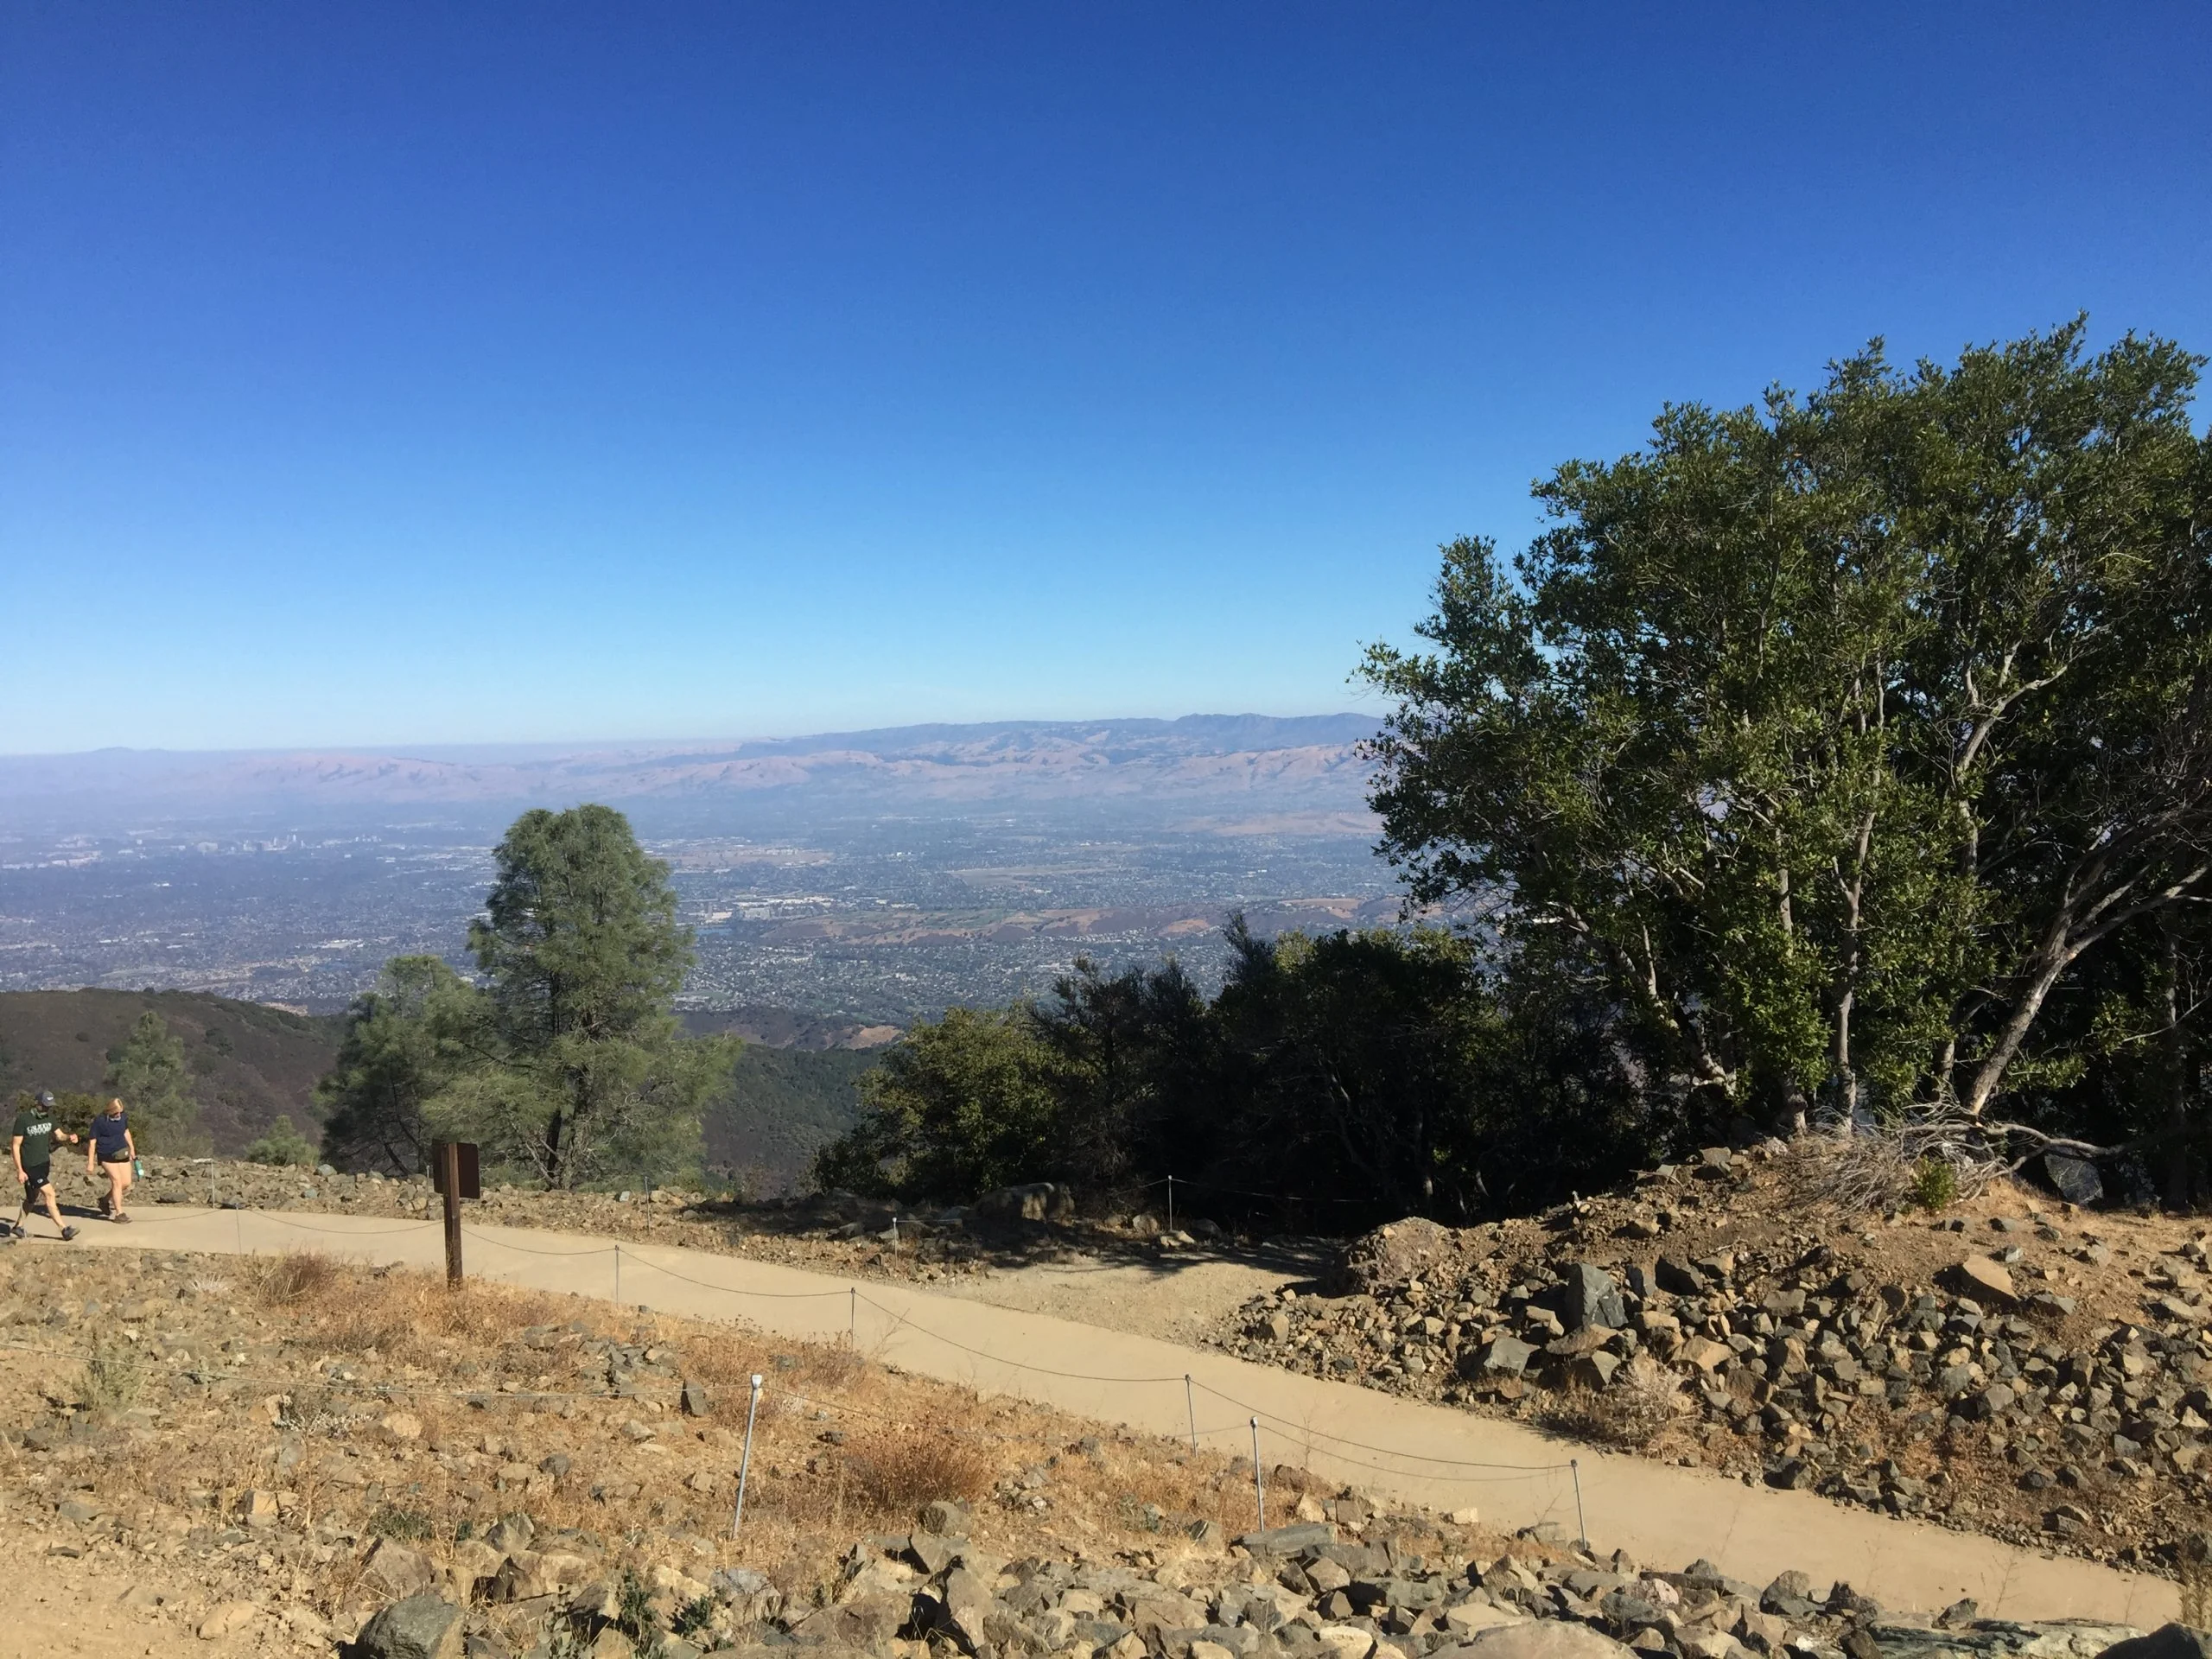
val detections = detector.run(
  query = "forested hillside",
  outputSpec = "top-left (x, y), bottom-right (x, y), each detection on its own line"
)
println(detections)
top-left (702, 1045), bottom-right (880, 1193)
top-left (0, 988), bottom-right (340, 1154)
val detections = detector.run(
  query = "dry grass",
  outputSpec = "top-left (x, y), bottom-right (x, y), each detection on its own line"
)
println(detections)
top-left (8, 1245), bottom-right (1459, 1641)
top-left (0, 1236), bottom-right (1559, 1659)
top-left (254, 1249), bottom-right (343, 1306)
top-left (841, 1423), bottom-right (993, 1520)
top-left (1779, 1114), bottom-right (2012, 1215)
top-left (1539, 1356), bottom-right (1688, 1451)
top-left (72, 1333), bottom-right (141, 1416)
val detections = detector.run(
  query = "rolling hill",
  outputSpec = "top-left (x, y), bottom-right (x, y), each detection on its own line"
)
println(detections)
top-left (701, 1045), bottom-right (882, 1195)
top-left (0, 714), bottom-right (1379, 829)
top-left (0, 988), bottom-right (341, 1154)
top-left (0, 986), bottom-right (886, 1180)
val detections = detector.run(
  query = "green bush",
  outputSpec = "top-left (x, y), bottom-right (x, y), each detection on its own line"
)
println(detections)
top-left (365, 1503), bottom-right (434, 1541)
top-left (245, 1115), bottom-right (317, 1166)
top-left (1912, 1157), bottom-right (1960, 1213)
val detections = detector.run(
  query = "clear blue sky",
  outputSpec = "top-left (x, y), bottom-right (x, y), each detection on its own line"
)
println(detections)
top-left (3, 3), bottom-right (2207, 753)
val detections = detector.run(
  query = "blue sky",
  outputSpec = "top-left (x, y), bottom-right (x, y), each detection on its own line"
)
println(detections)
top-left (3, 3), bottom-right (2207, 753)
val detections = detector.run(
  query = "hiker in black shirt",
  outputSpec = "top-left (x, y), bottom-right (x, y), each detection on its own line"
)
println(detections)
top-left (10, 1090), bottom-right (80, 1242)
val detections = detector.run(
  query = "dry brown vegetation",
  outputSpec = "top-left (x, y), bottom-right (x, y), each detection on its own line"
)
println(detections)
top-left (3, 1244), bottom-right (1506, 1652)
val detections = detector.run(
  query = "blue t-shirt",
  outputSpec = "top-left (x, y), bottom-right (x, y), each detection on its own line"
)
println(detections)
top-left (92, 1112), bottom-right (130, 1161)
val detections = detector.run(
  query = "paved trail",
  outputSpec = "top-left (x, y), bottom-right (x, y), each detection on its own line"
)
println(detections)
top-left (63, 1206), bottom-right (2179, 1627)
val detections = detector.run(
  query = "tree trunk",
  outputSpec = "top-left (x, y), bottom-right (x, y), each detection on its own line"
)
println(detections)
top-left (2163, 915), bottom-right (2195, 1210)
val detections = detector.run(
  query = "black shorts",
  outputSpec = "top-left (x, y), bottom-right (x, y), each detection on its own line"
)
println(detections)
top-left (22, 1167), bottom-right (51, 1205)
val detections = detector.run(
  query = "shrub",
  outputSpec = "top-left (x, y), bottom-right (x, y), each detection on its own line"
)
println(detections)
top-left (1912, 1157), bottom-right (1960, 1213)
top-left (842, 1426), bottom-right (992, 1519)
top-left (366, 1504), bottom-right (434, 1541)
top-left (74, 1335), bottom-right (141, 1415)
top-left (245, 1114), bottom-right (317, 1166)
top-left (256, 1249), bottom-right (340, 1306)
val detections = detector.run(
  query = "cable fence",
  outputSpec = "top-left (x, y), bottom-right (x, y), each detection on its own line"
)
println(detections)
top-left (89, 1205), bottom-right (1586, 1515)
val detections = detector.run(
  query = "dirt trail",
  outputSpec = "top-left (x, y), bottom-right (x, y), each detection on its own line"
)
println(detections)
top-left (922, 1248), bottom-right (1306, 1342)
top-left (49, 1205), bottom-right (2183, 1629)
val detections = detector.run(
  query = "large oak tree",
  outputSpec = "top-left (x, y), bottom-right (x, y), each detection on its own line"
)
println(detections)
top-left (1363, 322), bottom-right (2212, 1136)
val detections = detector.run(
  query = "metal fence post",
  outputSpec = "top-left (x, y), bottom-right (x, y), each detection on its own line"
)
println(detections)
top-left (733, 1374), bottom-right (764, 1539)
top-left (1249, 1417), bottom-right (1264, 1535)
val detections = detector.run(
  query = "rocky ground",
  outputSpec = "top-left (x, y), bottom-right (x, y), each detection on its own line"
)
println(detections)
top-left (79, 1146), bottom-right (2212, 1587)
top-left (1198, 1143), bottom-right (2212, 1580)
top-left (1, 1243), bottom-right (2190, 1659)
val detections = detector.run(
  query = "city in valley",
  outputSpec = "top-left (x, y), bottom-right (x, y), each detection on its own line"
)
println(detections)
top-left (0, 716), bottom-right (1398, 1020)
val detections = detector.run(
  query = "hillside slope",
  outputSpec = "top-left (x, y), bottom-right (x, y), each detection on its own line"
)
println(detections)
top-left (0, 987), bottom-right (881, 1175)
top-left (0, 988), bottom-right (340, 1153)
top-left (702, 1043), bottom-right (881, 1193)
top-left (0, 714), bottom-right (1379, 826)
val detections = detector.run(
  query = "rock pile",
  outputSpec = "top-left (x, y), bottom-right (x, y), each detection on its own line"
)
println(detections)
top-left (344, 1514), bottom-right (2165, 1659)
top-left (1209, 1155), bottom-right (2212, 1566)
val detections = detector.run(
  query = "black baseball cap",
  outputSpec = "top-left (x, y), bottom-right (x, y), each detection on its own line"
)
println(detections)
top-left (35, 1090), bottom-right (55, 1108)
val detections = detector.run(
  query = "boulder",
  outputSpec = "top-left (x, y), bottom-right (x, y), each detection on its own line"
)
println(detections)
top-left (975, 1183), bottom-right (1075, 1223)
top-left (1339, 1216), bottom-right (1459, 1294)
top-left (937, 1565), bottom-right (995, 1650)
top-left (1556, 1350), bottom-right (1620, 1389)
top-left (1466, 1337), bottom-right (1538, 1378)
top-left (791, 1591), bottom-right (912, 1647)
top-left (1678, 1338), bottom-right (1732, 1374)
top-left (197, 1601), bottom-right (259, 1639)
top-left (2094, 1627), bottom-right (2212, 1659)
top-left (906, 1530), bottom-right (963, 1574)
top-left (362, 1538), bottom-right (436, 1599)
top-left (1856, 1620), bottom-right (2145, 1659)
top-left (2042, 1154), bottom-right (2105, 1208)
top-left (1237, 1522), bottom-right (1336, 1554)
top-left (1944, 1256), bottom-right (2018, 1307)
top-left (1655, 1257), bottom-right (1707, 1296)
top-left (920, 1497), bottom-right (973, 1535)
top-left (1962, 1384), bottom-right (2017, 1421)
top-left (1566, 1264), bottom-right (1628, 1332)
top-left (354, 1594), bottom-right (464, 1659)
top-left (1443, 1601), bottom-right (1529, 1637)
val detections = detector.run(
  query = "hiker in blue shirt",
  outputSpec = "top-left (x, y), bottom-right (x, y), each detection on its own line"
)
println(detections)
top-left (10, 1090), bottom-right (81, 1243)
top-left (87, 1096), bottom-right (137, 1224)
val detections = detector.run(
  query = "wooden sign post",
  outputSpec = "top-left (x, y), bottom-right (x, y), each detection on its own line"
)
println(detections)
top-left (431, 1141), bottom-right (480, 1287)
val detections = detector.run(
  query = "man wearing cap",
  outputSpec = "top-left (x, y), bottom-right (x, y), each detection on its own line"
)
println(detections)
top-left (10, 1090), bottom-right (80, 1242)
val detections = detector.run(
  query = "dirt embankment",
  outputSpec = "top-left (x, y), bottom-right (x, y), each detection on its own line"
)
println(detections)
top-left (1201, 1143), bottom-right (2212, 1580)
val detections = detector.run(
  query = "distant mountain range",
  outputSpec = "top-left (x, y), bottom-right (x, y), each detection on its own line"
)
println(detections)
top-left (0, 715), bottom-right (1382, 827)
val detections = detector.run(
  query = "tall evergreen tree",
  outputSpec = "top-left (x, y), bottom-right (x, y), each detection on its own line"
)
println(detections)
top-left (315, 956), bottom-right (486, 1174)
top-left (458, 804), bottom-right (733, 1186)
top-left (105, 1009), bottom-right (199, 1150)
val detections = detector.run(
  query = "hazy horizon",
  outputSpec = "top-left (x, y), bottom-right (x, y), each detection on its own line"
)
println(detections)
top-left (0, 709), bottom-right (1374, 764)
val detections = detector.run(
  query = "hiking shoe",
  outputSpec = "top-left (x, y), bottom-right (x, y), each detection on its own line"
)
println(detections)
top-left (60, 1225), bottom-right (78, 1241)
top-left (112, 1213), bottom-right (130, 1224)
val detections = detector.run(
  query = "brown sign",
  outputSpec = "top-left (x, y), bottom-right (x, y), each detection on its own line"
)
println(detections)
top-left (430, 1141), bottom-right (480, 1201)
